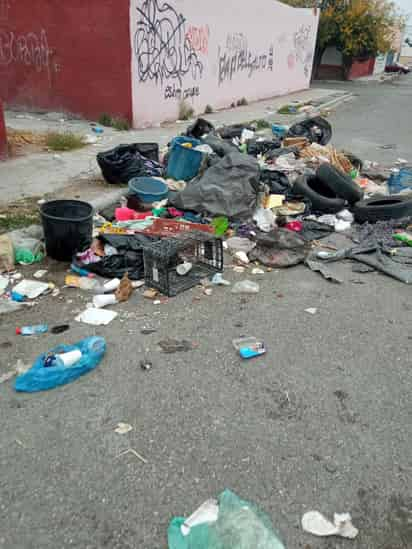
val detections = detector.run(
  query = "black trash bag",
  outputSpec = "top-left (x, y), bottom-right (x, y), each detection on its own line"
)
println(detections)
top-left (186, 118), bottom-right (215, 139)
top-left (265, 146), bottom-right (299, 161)
top-left (217, 124), bottom-right (253, 141)
top-left (287, 116), bottom-right (332, 145)
top-left (170, 152), bottom-right (260, 219)
top-left (201, 133), bottom-right (238, 157)
top-left (134, 143), bottom-right (159, 162)
top-left (247, 138), bottom-right (281, 157)
top-left (260, 169), bottom-right (291, 194)
top-left (97, 144), bottom-right (163, 184)
top-left (79, 233), bottom-right (157, 280)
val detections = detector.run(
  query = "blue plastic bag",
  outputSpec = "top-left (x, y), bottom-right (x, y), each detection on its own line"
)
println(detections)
top-left (14, 336), bottom-right (106, 392)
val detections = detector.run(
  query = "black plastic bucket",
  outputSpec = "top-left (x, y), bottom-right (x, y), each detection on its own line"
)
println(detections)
top-left (40, 200), bottom-right (93, 261)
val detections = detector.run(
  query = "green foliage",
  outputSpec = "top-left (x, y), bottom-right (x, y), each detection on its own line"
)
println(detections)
top-left (45, 132), bottom-right (86, 151)
top-left (98, 113), bottom-right (113, 126)
top-left (281, 0), bottom-right (404, 63)
top-left (111, 117), bottom-right (130, 131)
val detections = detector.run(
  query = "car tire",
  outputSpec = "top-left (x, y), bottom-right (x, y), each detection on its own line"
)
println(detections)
top-left (317, 164), bottom-right (364, 204)
top-left (353, 196), bottom-right (412, 223)
top-left (293, 175), bottom-right (346, 214)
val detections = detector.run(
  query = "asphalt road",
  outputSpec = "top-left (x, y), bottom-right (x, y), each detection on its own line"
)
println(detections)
top-left (1, 76), bottom-right (412, 549)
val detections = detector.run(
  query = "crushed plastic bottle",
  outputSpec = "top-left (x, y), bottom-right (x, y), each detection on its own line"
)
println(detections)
top-left (231, 280), bottom-right (260, 294)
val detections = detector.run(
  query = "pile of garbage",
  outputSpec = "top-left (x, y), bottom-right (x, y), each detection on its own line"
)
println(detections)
top-left (1, 114), bottom-right (412, 395)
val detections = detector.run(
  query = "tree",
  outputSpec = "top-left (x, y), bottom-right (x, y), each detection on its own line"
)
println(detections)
top-left (280, 0), bottom-right (404, 78)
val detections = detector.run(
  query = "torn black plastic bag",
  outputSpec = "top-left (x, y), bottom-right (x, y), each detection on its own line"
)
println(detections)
top-left (202, 134), bottom-right (238, 157)
top-left (287, 116), bottom-right (332, 145)
top-left (247, 138), bottom-right (281, 157)
top-left (97, 144), bottom-right (163, 184)
top-left (260, 170), bottom-right (291, 195)
top-left (80, 234), bottom-right (157, 280)
top-left (249, 228), bottom-right (307, 267)
top-left (186, 118), bottom-right (215, 139)
top-left (170, 153), bottom-right (260, 219)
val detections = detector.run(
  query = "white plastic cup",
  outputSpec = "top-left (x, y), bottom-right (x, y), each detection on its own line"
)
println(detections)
top-left (176, 262), bottom-right (192, 276)
top-left (93, 294), bottom-right (118, 308)
top-left (56, 349), bottom-right (82, 367)
top-left (103, 278), bottom-right (121, 292)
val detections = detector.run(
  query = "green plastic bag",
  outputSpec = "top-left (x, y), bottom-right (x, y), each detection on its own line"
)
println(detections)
top-left (168, 489), bottom-right (286, 549)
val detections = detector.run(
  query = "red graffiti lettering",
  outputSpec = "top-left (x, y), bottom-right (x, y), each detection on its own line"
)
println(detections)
top-left (186, 25), bottom-right (209, 55)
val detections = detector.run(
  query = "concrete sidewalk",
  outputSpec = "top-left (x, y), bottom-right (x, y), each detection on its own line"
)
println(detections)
top-left (0, 86), bottom-right (352, 210)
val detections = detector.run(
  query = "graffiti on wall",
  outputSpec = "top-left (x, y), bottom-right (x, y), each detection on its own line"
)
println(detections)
top-left (186, 25), bottom-right (209, 55)
top-left (218, 32), bottom-right (274, 85)
top-left (292, 24), bottom-right (313, 77)
top-left (133, 0), bottom-right (204, 86)
top-left (0, 29), bottom-right (52, 74)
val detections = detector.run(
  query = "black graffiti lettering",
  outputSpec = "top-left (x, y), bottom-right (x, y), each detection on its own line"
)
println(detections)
top-left (183, 86), bottom-right (199, 99)
top-left (164, 84), bottom-right (182, 100)
top-left (134, 0), bottom-right (203, 86)
top-left (218, 36), bottom-right (274, 85)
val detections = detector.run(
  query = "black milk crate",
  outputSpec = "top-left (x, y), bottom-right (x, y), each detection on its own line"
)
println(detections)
top-left (143, 231), bottom-right (223, 296)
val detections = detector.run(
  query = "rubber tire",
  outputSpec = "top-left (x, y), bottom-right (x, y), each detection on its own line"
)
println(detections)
top-left (293, 175), bottom-right (346, 214)
top-left (317, 164), bottom-right (364, 204)
top-left (353, 196), bottom-right (412, 223)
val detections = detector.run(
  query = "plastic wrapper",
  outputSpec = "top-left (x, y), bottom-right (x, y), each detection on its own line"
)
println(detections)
top-left (168, 489), bottom-right (285, 549)
top-left (231, 280), bottom-right (260, 294)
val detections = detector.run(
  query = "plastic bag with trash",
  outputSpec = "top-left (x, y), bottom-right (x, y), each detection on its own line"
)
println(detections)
top-left (168, 489), bottom-right (285, 549)
top-left (14, 336), bottom-right (106, 392)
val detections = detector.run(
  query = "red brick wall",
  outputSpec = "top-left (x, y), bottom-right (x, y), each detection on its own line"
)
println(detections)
top-left (347, 58), bottom-right (374, 79)
top-left (0, 0), bottom-right (132, 122)
top-left (0, 99), bottom-right (7, 160)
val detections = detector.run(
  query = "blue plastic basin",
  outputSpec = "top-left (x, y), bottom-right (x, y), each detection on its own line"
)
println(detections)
top-left (128, 177), bottom-right (168, 203)
top-left (166, 137), bottom-right (203, 181)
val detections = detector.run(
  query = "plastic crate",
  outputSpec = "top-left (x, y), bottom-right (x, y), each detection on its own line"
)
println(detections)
top-left (143, 232), bottom-right (223, 296)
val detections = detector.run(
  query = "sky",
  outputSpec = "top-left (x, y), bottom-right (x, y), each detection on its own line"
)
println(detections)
top-left (396, 0), bottom-right (411, 16)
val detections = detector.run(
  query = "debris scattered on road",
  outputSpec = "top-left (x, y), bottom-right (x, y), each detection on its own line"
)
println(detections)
top-left (158, 338), bottom-right (194, 353)
top-left (14, 336), bottom-right (106, 392)
top-left (140, 359), bottom-right (152, 371)
top-left (231, 280), bottom-right (260, 294)
top-left (233, 336), bottom-right (266, 359)
top-left (302, 510), bottom-right (359, 539)
top-left (305, 308), bottom-right (318, 315)
top-left (75, 308), bottom-right (118, 326)
top-left (168, 489), bottom-right (285, 548)
top-left (114, 422), bottom-right (133, 435)
top-left (116, 448), bottom-right (147, 464)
